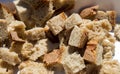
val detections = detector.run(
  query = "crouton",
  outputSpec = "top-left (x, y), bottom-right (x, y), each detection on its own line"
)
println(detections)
top-left (95, 11), bottom-right (116, 28)
top-left (83, 39), bottom-right (103, 65)
top-left (8, 20), bottom-right (26, 39)
top-left (64, 13), bottom-right (82, 30)
top-left (31, 0), bottom-right (55, 26)
top-left (106, 11), bottom-right (116, 28)
top-left (25, 27), bottom-right (46, 41)
top-left (59, 46), bottom-right (85, 74)
top-left (43, 49), bottom-right (61, 66)
top-left (99, 19), bottom-right (112, 31)
top-left (114, 25), bottom-right (120, 40)
top-left (102, 38), bottom-right (115, 55)
top-left (0, 3), bottom-right (15, 24)
top-left (0, 19), bottom-right (8, 42)
top-left (63, 52), bottom-right (85, 74)
top-left (10, 41), bottom-right (24, 54)
top-left (103, 51), bottom-right (113, 60)
top-left (21, 42), bottom-right (33, 59)
top-left (0, 59), bottom-right (14, 74)
top-left (14, 0), bottom-right (35, 29)
top-left (99, 60), bottom-right (120, 74)
top-left (69, 26), bottom-right (88, 48)
top-left (47, 12), bottom-right (67, 35)
top-left (19, 61), bottom-right (54, 74)
top-left (95, 11), bottom-right (108, 20)
top-left (0, 48), bottom-right (21, 66)
top-left (8, 20), bottom-right (26, 32)
top-left (44, 45), bottom-right (85, 74)
top-left (29, 39), bottom-right (59, 61)
top-left (80, 5), bottom-right (99, 19)
top-left (10, 31), bottom-right (25, 42)
top-left (0, 67), bottom-right (13, 74)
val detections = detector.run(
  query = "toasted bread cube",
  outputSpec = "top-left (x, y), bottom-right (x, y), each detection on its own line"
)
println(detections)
top-left (65, 13), bottom-right (82, 30)
top-left (69, 26), bottom-right (87, 48)
top-left (0, 4), bottom-right (15, 24)
top-left (10, 31), bottom-right (25, 42)
top-left (80, 5), bottom-right (99, 19)
top-left (0, 19), bottom-right (8, 42)
top-left (47, 12), bottom-right (67, 35)
top-left (29, 0), bottom-right (55, 26)
top-left (83, 39), bottom-right (103, 65)
top-left (15, 0), bottom-right (35, 29)
top-left (44, 45), bottom-right (85, 74)
top-left (43, 49), bottom-right (61, 66)
top-left (106, 11), bottom-right (116, 28)
top-left (0, 48), bottom-right (21, 66)
top-left (31, 0), bottom-right (55, 26)
top-left (8, 20), bottom-right (26, 39)
top-left (25, 27), bottom-right (46, 41)
top-left (29, 39), bottom-right (59, 61)
top-left (10, 41), bottom-right (24, 54)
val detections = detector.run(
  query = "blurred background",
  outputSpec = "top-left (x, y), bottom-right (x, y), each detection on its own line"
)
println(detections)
top-left (0, 0), bottom-right (120, 22)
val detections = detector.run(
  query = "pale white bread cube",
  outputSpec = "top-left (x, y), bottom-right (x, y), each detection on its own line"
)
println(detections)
top-left (8, 20), bottom-right (26, 32)
top-left (65, 13), bottom-right (82, 30)
top-left (95, 11), bottom-right (108, 20)
top-left (99, 60), bottom-right (120, 74)
top-left (60, 46), bottom-right (85, 74)
top-left (19, 61), bottom-right (54, 74)
top-left (0, 68), bottom-right (13, 74)
top-left (63, 52), bottom-right (85, 74)
top-left (103, 51), bottom-right (113, 60)
top-left (47, 12), bottom-right (67, 35)
top-left (0, 48), bottom-right (21, 66)
top-left (99, 19), bottom-right (112, 31)
top-left (102, 38), bottom-right (115, 55)
top-left (69, 26), bottom-right (87, 48)
top-left (21, 41), bottom-right (34, 59)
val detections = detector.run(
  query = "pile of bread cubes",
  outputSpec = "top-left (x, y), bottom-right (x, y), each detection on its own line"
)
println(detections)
top-left (0, 0), bottom-right (120, 74)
